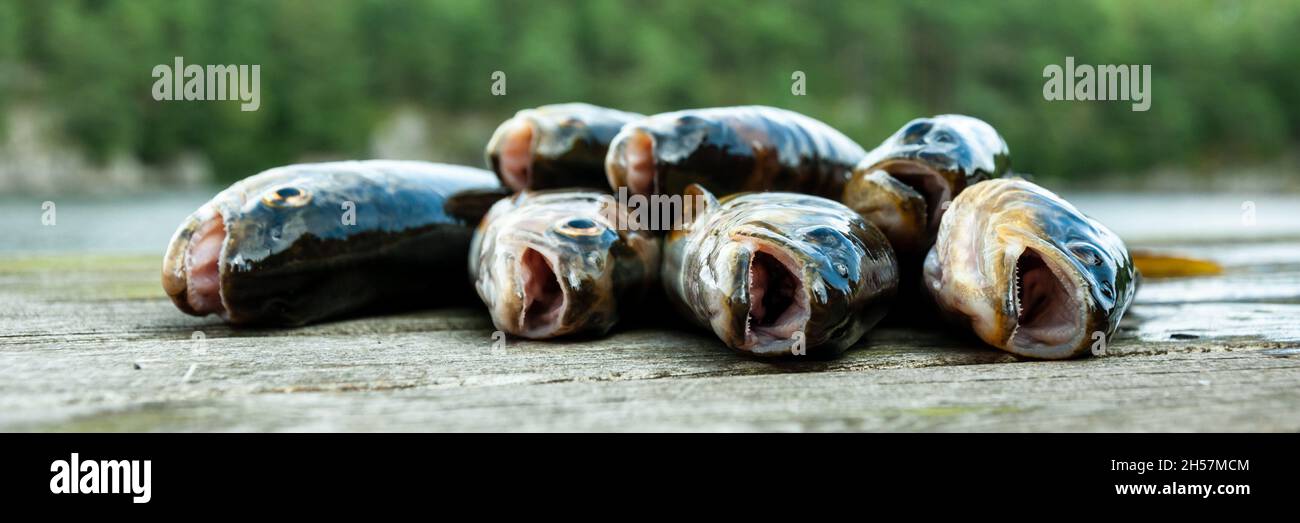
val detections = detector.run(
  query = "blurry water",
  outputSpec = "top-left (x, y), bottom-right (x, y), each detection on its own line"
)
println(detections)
top-left (1063, 192), bottom-right (1300, 243)
top-left (0, 191), bottom-right (212, 254)
top-left (0, 190), bottom-right (1297, 255)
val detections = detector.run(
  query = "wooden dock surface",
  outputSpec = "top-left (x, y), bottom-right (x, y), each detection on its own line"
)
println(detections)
top-left (2, 238), bottom-right (1299, 432)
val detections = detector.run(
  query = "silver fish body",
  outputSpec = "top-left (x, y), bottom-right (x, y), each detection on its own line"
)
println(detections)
top-left (662, 187), bottom-right (898, 356)
top-left (470, 190), bottom-right (661, 339)
top-left (923, 178), bottom-right (1136, 359)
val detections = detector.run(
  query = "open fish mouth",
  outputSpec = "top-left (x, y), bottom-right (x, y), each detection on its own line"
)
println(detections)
top-left (738, 240), bottom-right (811, 354)
top-left (666, 189), bottom-right (897, 356)
top-left (1008, 246), bottom-right (1087, 356)
top-left (925, 178), bottom-right (1129, 360)
top-left (612, 129), bottom-right (656, 196)
top-left (514, 246), bottom-right (569, 337)
top-left (161, 210), bottom-right (227, 318)
top-left (493, 118), bottom-right (537, 191)
top-left (472, 190), bottom-right (654, 340)
top-left (872, 159), bottom-right (954, 228)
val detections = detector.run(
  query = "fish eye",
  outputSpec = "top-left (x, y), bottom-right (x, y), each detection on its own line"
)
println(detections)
top-left (676, 115), bottom-right (705, 126)
top-left (930, 129), bottom-right (957, 144)
top-left (803, 226), bottom-right (848, 247)
top-left (262, 186), bottom-right (311, 208)
top-left (555, 217), bottom-right (605, 238)
top-left (1070, 244), bottom-right (1104, 266)
top-left (833, 262), bottom-right (849, 277)
top-left (902, 121), bottom-right (933, 143)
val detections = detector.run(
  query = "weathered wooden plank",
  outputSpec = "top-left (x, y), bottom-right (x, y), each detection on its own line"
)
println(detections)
top-left (8, 347), bottom-right (1299, 432)
top-left (1, 246), bottom-right (1298, 432)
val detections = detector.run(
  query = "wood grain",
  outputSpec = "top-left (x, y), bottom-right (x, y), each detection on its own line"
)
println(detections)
top-left (2, 242), bottom-right (1298, 432)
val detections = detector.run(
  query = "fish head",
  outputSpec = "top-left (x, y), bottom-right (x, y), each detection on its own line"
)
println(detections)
top-left (162, 165), bottom-right (354, 322)
top-left (848, 115), bottom-right (1010, 248)
top-left (472, 191), bottom-right (658, 338)
top-left (487, 103), bottom-right (642, 191)
top-left (606, 111), bottom-right (719, 197)
top-left (486, 105), bottom-right (591, 191)
top-left (485, 111), bottom-right (540, 191)
top-left (674, 186), bottom-right (897, 355)
top-left (923, 179), bottom-right (1136, 359)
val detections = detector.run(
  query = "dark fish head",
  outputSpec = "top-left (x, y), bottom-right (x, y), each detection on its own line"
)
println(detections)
top-left (163, 165), bottom-right (331, 322)
top-left (846, 115), bottom-right (1009, 254)
top-left (485, 112), bottom-right (538, 191)
top-left (605, 111), bottom-right (722, 196)
top-left (163, 161), bottom-right (497, 323)
top-left (471, 191), bottom-right (659, 338)
top-left (923, 179), bottom-right (1136, 359)
top-left (667, 187), bottom-right (897, 355)
top-left (487, 103), bottom-right (641, 191)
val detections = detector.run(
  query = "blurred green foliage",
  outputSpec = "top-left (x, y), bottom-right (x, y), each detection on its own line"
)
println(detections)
top-left (1, 0), bottom-right (1297, 183)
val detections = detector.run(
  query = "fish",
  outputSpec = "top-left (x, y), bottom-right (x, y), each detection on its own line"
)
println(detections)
top-left (923, 178), bottom-right (1136, 359)
top-left (605, 106), bottom-right (867, 201)
top-left (1129, 250), bottom-right (1223, 278)
top-left (844, 114), bottom-right (1009, 259)
top-left (162, 160), bottom-right (507, 325)
top-left (470, 190), bottom-right (661, 338)
top-left (485, 103), bottom-right (644, 191)
top-left (662, 186), bottom-right (898, 356)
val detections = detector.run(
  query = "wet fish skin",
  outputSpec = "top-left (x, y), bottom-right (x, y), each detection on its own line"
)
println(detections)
top-left (470, 190), bottom-right (661, 339)
top-left (162, 160), bottom-right (506, 325)
top-left (842, 169), bottom-right (929, 258)
top-left (923, 178), bottom-right (1136, 359)
top-left (845, 114), bottom-right (1009, 260)
top-left (605, 106), bottom-right (867, 200)
top-left (486, 103), bottom-right (644, 191)
top-left (663, 186), bottom-right (898, 356)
